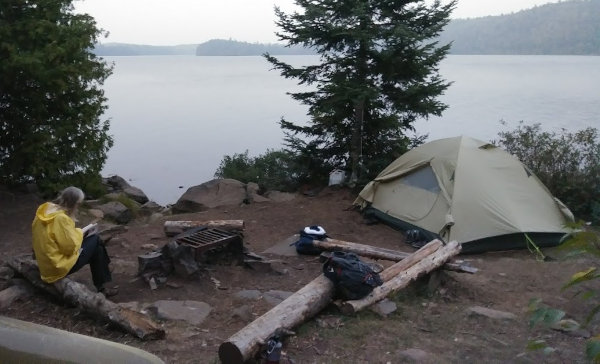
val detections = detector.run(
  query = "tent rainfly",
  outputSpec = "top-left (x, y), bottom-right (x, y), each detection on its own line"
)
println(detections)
top-left (354, 136), bottom-right (574, 253)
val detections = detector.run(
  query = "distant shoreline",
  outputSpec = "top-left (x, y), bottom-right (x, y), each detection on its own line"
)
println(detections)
top-left (93, 1), bottom-right (600, 57)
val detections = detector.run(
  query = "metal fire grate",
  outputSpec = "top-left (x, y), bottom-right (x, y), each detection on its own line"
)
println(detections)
top-left (174, 227), bottom-right (243, 263)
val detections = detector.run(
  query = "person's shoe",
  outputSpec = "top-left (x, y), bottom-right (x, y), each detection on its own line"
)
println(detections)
top-left (98, 285), bottom-right (119, 298)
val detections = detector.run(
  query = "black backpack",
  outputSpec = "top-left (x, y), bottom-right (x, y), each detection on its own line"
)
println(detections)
top-left (323, 251), bottom-right (383, 300)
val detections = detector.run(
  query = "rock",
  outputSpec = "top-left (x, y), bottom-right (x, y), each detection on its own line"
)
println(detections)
top-left (234, 290), bottom-right (262, 301)
top-left (0, 266), bottom-right (14, 291)
top-left (0, 280), bottom-right (34, 310)
top-left (140, 201), bottom-right (163, 216)
top-left (263, 290), bottom-right (293, 306)
top-left (231, 305), bottom-right (254, 322)
top-left (467, 306), bottom-right (517, 320)
top-left (397, 348), bottom-right (430, 362)
top-left (264, 190), bottom-right (296, 202)
top-left (87, 209), bottom-right (104, 220)
top-left (173, 179), bottom-right (247, 213)
top-left (246, 182), bottom-right (270, 203)
top-left (369, 299), bottom-right (397, 317)
top-left (246, 182), bottom-right (260, 196)
top-left (147, 300), bottom-right (212, 325)
top-left (98, 224), bottom-right (127, 242)
top-left (104, 175), bottom-right (149, 204)
top-left (122, 185), bottom-right (149, 204)
top-left (97, 201), bottom-right (132, 224)
top-left (147, 212), bottom-right (164, 224)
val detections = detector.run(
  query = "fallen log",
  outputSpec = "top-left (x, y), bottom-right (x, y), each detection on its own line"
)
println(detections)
top-left (378, 239), bottom-right (443, 281)
top-left (7, 256), bottom-right (165, 341)
top-left (341, 240), bottom-right (461, 315)
top-left (313, 238), bottom-right (476, 273)
top-left (163, 219), bottom-right (244, 237)
top-left (219, 274), bottom-right (334, 364)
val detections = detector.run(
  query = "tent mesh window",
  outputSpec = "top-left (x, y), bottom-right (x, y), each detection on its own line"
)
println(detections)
top-left (399, 165), bottom-right (440, 193)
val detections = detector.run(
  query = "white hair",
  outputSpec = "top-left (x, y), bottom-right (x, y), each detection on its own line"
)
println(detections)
top-left (53, 186), bottom-right (84, 216)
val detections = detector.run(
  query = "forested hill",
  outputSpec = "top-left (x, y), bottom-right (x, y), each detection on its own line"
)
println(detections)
top-left (92, 0), bottom-right (599, 56)
top-left (440, 0), bottom-right (600, 55)
top-left (92, 40), bottom-right (314, 56)
top-left (92, 43), bottom-right (198, 56)
top-left (195, 39), bottom-right (315, 56)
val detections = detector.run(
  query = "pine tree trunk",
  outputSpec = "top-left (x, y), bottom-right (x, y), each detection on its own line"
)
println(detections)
top-left (349, 100), bottom-right (364, 186)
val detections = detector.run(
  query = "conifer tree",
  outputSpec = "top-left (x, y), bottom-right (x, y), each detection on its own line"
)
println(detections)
top-left (265, 0), bottom-right (455, 185)
top-left (0, 0), bottom-right (113, 193)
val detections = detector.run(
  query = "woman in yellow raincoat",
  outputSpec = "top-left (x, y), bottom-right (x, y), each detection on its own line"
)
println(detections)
top-left (32, 186), bottom-right (116, 296)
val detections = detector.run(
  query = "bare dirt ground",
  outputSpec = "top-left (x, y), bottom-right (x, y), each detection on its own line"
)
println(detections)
top-left (1, 186), bottom-right (598, 363)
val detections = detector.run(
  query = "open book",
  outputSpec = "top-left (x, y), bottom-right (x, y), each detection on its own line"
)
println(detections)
top-left (82, 223), bottom-right (99, 237)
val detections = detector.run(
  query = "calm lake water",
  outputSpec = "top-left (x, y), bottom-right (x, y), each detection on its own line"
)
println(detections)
top-left (100, 55), bottom-right (600, 205)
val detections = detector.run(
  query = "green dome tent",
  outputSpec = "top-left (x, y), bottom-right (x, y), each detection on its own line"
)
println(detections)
top-left (354, 136), bottom-right (574, 253)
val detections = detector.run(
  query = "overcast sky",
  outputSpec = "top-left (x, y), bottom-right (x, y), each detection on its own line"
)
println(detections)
top-left (73, 0), bottom-right (560, 46)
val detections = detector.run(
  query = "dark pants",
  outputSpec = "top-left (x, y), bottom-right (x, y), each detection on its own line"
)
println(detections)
top-left (68, 234), bottom-right (112, 290)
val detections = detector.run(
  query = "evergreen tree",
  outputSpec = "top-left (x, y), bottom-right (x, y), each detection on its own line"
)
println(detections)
top-left (265, 0), bottom-right (455, 185)
top-left (0, 0), bottom-right (113, 193)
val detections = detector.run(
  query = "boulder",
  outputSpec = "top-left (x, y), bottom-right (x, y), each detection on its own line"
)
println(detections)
top-left (103, 175), bottom-right (149, 204)
top-left (246, 182), bottom-right (260, 196)
top-left (139, 201), bottom-right (163, 216)
top-left (97, 201), bottom-right (132, 224)
top-left (173, 179), bottom-right (247, 213)
top-left (246, 182), bottom-right (270, 203)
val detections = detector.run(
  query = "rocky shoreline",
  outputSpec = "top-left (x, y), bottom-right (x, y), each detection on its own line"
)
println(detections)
top-left (87, 175), bottom-right (298, 226)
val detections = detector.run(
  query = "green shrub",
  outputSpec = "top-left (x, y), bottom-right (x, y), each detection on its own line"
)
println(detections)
top-left (527, 224), bottom-right (600, 362)
top-left (214, 149), bottom-right (305, 192)
top-left (495, 122), bottom-right (600, 223)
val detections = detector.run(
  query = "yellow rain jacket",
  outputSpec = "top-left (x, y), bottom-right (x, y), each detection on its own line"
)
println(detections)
top-left (31, 202), bottom-right (83, 283)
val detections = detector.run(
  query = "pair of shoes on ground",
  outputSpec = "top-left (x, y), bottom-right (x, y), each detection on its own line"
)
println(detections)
top-left (97, 285), bottom-right (119, 297)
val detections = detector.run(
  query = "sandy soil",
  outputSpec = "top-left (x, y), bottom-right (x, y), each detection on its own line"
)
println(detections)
top-left (0, 186), bottom-right (598, 363)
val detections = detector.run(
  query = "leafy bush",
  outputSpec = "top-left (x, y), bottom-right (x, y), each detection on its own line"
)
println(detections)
top-left (495, 122), bottom-right (600, 223)
top-left (214, 149), bottom-right (304, 192)
top-left (528, 224), bottom-right (600, 361)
